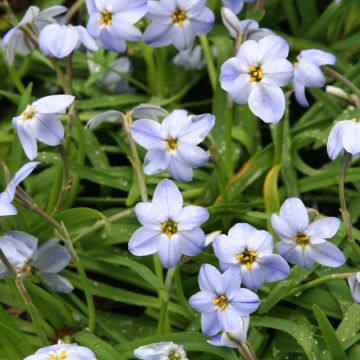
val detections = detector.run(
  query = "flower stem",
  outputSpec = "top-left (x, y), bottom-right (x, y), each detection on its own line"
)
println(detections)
top-left (325, 67), bottom-right (360, 105)
top-left (0, 249), bottom-right (48, 345)
top-left (174, 265), bottom-right (194, 319)
top-left (200, 35), bottom-right (217, 91)
top-left (15, 188), bottom-right (96, 332)
top-left (226, 333), bottom-right (257, 360)
top-left (55, 144), bottom-right (72, 212)
top-left (339, 152), bottom-right (360, 255)
top-left (254, 0), bottom-right (268, 10)
top-left (65, 0), bottom-right (85, 23)
top-left (288, 272), bottom-right (356, 297)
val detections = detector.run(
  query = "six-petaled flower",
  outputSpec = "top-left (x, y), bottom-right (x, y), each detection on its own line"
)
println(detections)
top-left (134, 342), bottom-right (188, 360)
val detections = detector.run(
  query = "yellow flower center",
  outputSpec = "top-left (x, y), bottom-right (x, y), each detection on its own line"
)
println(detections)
top-left (236, 250), bottom-right (257, 270)
top-left (161, 220), bottom-right (178, 238)
top-left (166, 136), bottom-right (178, 152)
top-left (294, 55), bottom-right (301, 69)
top-left (23, 106), bottom-right (36, 120)
top-left (172, 9), bottom-right (187, 27)
top-left (100, 10), bottom-right (112, 25)
top-left (293, 233), bottom-right (309, 249)
top-left (248, 65), bottom-right (263, 82)
top-left (49, 350), bottom-right (68, 360)
top-left (213, 295), bottom-right (229, 311)
top-left (168, 351), bottom-right (181, 360)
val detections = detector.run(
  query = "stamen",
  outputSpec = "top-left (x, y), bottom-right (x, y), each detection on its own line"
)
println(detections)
top-left (166, 136), bottom-right (178, 152)
top-left (292, 233), bottom-right (309, 249)
top-left (168, 351), bottom-right (182, 360)
top-left (212, 295), bottom-right (229, 311)
top-left (49, 350), bottom-right (68, 360)
top-left (100, 10), bottom-right (112, 25)
top-left (248, 65), bottom-right (263, 82)
top-left (23, 106), bottom-right (36, 120)
top-left (172, 9), bottom-right (187, 27)
top-left (161, 220), bottom-right (178, 238)
top-left (236, 250), bottom-right (257, 269)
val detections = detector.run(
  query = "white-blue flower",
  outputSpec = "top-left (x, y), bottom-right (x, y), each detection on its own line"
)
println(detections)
top-left (173, 45), bottom-right (206, 70)
top-left (12, 95), bottom-right (75, 160)
top-left (293, 49), bottom-right (336, 107)
top-left (134, 342), bottom-right (188, 359)
top-left (327, 119), bottom-right (360, 160)
top-left (0, 231), bottom-right (73, 293)
top-left (348, 272), bottom-right (360, 305)
top-left (208, 316), bottom-right (249, 348)
top-left (24, 343), bottom-right (96, 360)
top-left (213, 223), bottom-right (290, 290)
top-left (0, 161), bottom-right (39, 216)
top-left (128, 179), bottom-right (209, 269)
top-left (39, 24), bottom-right (98, 58)
top-left (131, 110), bottom-right (215, 182)
top-left (222, 0), bottom-right (255, 14)
top-left (144, 0), bottom-right (215, 51)
top-left (271, 198), bottom-right (345, 269)
top-left (1, 5), bottom-right (67, 63)
top-left (189, 264), bottom-right (260, 336)
top-left (220, 35), bottom-right (294, 124)
top-left (86, 0), bottom-right (148, 53)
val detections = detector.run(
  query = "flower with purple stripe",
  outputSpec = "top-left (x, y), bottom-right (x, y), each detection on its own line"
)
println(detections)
top-left (213, 223), bottom-right (290, 290)
top-left (188, 264), bottom-right (260, 336)
top-left (271, 198), bottom-right (345, 269)
top-left (144, 0), bottom-right (215, 51)
top-left (128, 179), bottom-right (209, 269)
top-left (220, 35), bottom-right (294, 124)
top-left (131, 110), bottom-right (215, 182)
top-left (12, 95), bottom-right (74, 160)
top-left (293, 49), bottom-right (336, 107)
top-left (86, 0), bottom-right (148, 53)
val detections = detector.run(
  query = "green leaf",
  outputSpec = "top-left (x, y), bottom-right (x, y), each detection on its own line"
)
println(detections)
top-left (313, 304), bottom-right (348, 360)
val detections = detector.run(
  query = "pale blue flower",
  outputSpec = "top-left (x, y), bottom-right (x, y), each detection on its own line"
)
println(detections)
top-left (12, 95), bottom-right (75, 160)
top-left (208, 316), bottom-right (249, 348)
top-left (1, 5), bottom-right (67, 63)
top-left (293, 49), bottom-right (336, 107)
top-left (144, 0), bottom-right (215, 51)
top-left (0, 162), bottom-right (39, 216)
top-left (221, 7), bottom-right (272, 42)
top-left (39, 24), bottom-right (98, 58)
top-left (0, 231), bottom-right (73, 293)
top-left (188, 264), bottom-right (260, 336)
top-left (173, 45), bottom-right (206, 70)
top-left (220, 35), bottom-right (294, 124)
top-left (131, 110), bottom-right (215, 182)
top-left (24, 343), bottom-right (96, 360)
top-left (213, 223), bottom-right (290, 290)
top-left (128, 179), bottom-right (208, 269)
top-left (348, 272), bottom-right (360, 305)
top-left (134, 342), bottom-right (188, 359)
top-left (223, 0), bottom-right (255, 14)
top-left (100, 57), bottom-right (132, 92)
top-left (271, 198), bottom-right (345, 269)
top-left (327, 119), bottom-right (360, 160)
top-left (86, 0), bottom-right (148, 53)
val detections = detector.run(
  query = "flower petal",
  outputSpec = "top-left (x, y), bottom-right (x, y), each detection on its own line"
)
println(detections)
top-left (134, 202), bottom-right (162, 229)
top-left (33, 95), bottom-right (75, 114)
top-left (310, 241), bottom-right (345, 268)
top-left (167, 156), bottom-right (194, 182)
top-left (130, 119), bottom-right (164, 149)
top-left (157, 233), bottom-right (182, 268)
top-left (15, 121), bottom-right (37, 160)
top-left (177, 205), bottom-right (209, 230)
top-left (342, 121), bottom-right (360, 156)
top-left (171, 21), bottom-right (195, 51)
top-left (327, 121), bottom-right (346, 160)
top-left (213, 234), bottom-right (244, 264)
top-left (306, 217), bottom-right (340, 239)
top-left (143, 22), bottom-right (172, 47)
top-left (229, 288), bottom-right (260, 314)
top-left (32, 113), bottom-right (64, 146)
top-left (293, 77), bottom-right (309, 107)
top-left (348, 274), bottom-right (360, 305)
top-left (201, 311), bottom-right (222, 336)
top-left (41, 274), bottom-right (73, 293)
top-left (258, 35), bottom-right (289, 63)
top-left (188, 290), bottom-right (217, 313)
top-left (143, 149), bottom-right (170, 175)
top-left (177, 113), bottom-right (215, 144)
top-left (279, 198), bottom-right (309, 235)
top-left (179, 228), bottom-right (206, 256)
top-left (297, 58), bottom-right (326, 88)
top-left (216, 266), bottom-right (242, 297)
top-left (256, 254), bottom-right (290, 282)
top-left (128, 227), bottom-right (160, 256)
top-left (198, 264), bottom-right (221, 293)
top-left (261, 58), bottom-right (294, 87)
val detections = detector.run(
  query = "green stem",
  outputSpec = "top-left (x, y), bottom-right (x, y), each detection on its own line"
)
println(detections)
top-left (55, 144), bottom-right (71, 212)
top-left (226, 333), bottom-right (257, 360)
top-left (155, 49), bottom-right (167, 97)
top-left (200, 35), bottom-right (217, 91)
top-left (65, 0), bottom-right (85, 23)
top-left (139, 41), bottom-right (158, 95)
top-left (339, 152), bottom-right (360, 255)
top-left (174, 265), bottom-right (193, 319)
top-left (26, 303), bottom-right (48, 345)
top-left (157, 267), bottom-right (176, 334)
top-left (288, 272), bottom-right (356, 297)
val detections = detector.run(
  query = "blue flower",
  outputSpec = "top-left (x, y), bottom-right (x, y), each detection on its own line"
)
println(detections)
top-left (128, 179), bottom-right (209, 269)
top-left (134, 342), bottom-right (188, 359)
top-left (131, 110), bottom-right (215, 182)
top-left (221, 7), bottom-right (272, 42)
top-left (39, 24), bottom-right (98, 58)
top-left (12, 95), bottom-right (75, 160)
top-left (0, 162), bottom-right (39, 216)
top-left (173, 45), bottom-right (206, 70)
top-left (144, 0), bottom-right (215, 51)
top-left (348, 272), bottom-right (360, 305)
top-left (86, 0), bottom-right (148, 53)
top-left (208, 316), bottom-right (249, 348)
top-left (293, 49), bottom-right (336, 107)
top-left (24, 343), bottom-right (96, 360)
top-left (222, 0), bottom-right (255, 14)
top-left (0, 231), bottom-right (73, 293)
top-left (271, 198), bottom-right (345, 269)
top-left (220, 35), bottom-right (294, 124)
top-left (2, 5), bottom-right (67, 63)
top-left (213, 223), bottom-right (290, 290)
top-left (188, 264), bottom-right (260, 336)
top-left (327, 119), bottom-right (360, 160)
